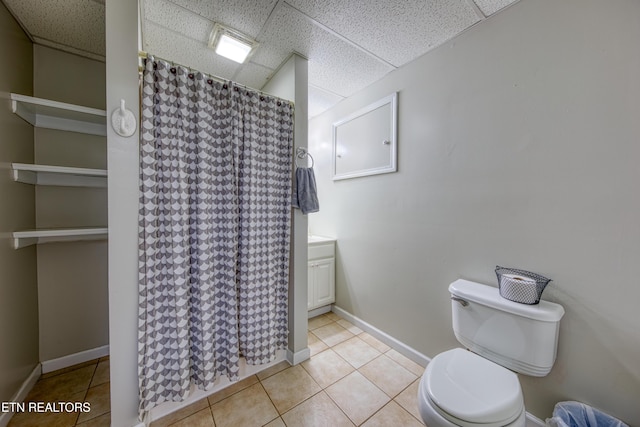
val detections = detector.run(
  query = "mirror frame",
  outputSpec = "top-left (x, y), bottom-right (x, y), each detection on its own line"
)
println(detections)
top-left (332, 92), bottom-right (397, 181)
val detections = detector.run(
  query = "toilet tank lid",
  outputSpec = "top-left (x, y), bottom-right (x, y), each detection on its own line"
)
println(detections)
top-left (449, 279), bottom-right (565, 322)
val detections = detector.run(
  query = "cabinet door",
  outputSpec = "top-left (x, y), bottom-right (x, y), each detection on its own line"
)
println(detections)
top-left (314, 258), bottom-right (335, 307)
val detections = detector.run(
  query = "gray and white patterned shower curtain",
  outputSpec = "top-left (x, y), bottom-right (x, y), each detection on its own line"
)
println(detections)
top-left (138, 57), bottom-right (293, 414)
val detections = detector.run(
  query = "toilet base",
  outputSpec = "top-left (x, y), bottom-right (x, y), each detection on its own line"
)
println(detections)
top-left (417, 374), bottom-right (526, 427)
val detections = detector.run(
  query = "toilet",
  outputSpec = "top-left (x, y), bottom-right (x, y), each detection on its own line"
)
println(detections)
top-left (418, 279), bottom-right (565, 427)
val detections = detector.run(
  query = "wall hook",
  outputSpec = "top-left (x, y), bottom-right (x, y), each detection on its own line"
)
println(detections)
top-left (111, 99), bottom-right (137, 137)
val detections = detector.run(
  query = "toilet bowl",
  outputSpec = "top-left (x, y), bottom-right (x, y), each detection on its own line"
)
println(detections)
top-left (417, 348), bottom-right (526, 427)
top-left (416, 279), bottom-right (564, 427)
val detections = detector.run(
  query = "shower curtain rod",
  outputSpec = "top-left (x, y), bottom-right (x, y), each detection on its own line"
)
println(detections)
top-left (137, 50), bottom-right (294, 107)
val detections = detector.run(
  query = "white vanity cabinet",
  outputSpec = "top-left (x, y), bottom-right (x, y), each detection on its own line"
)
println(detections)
top-left (308, 236), bottom-right (336, 311)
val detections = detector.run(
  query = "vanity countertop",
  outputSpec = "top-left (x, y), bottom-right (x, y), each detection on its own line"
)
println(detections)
top-left (308, 235), bottom-right (336, 244)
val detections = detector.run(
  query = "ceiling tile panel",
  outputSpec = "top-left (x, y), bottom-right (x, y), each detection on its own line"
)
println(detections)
top-left (6, 0), bottom-right (524, 118)
top-left (473, 0), bottom-right (519, 16)
top-left (166, 0), bottom-right (279, 39)
top-left (254, 4), bottom-right (394, 97)
top-left (234, 62), bottom-right (275, 91)
top-left (3, 0), bottom-right (105, 57)
top-left (143, 21), bottom-right (241, 80)
top-left (142, 0), bottom-right (212, 43)
top-left (286, 0), bottom-right (480, 67)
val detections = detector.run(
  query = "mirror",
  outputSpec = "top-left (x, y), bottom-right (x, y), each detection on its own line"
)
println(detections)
top-left (332, 93), bottom-right (397, 180)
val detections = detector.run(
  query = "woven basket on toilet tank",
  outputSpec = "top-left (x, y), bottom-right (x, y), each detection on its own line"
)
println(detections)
top-left (495, 266), bottom-right (551, 305)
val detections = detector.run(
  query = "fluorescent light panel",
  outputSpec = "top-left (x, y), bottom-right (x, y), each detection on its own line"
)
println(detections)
top-left (209, 24), bottom-right (257, 64)
top-left (216, 34), bottom-right (252, 63)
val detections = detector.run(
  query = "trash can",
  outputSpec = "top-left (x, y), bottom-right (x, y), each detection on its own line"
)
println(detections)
top-left (546, 401), bottom-right (629, 427)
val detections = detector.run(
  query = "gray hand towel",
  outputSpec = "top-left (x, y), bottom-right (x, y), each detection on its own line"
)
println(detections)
top-left (292, 167), bottom-right (319, 214)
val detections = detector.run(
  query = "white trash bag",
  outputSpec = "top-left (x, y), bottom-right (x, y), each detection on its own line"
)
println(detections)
top-left (546, 401), bottom-right (628, 427)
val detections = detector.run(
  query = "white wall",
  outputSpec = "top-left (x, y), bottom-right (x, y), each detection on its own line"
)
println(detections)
top-left (263, 54), bottom-right (310, 363)
top-left (309, 0), bottom-right (640, 423)
top-left (106, 0), bottom-right (141, 425)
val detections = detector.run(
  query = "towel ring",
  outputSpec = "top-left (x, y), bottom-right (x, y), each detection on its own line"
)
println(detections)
top-left (295, 147), bottom-right (314, 168)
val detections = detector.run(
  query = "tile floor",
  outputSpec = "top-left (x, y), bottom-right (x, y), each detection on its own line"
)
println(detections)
top-left (8, 312), bottom-right (426, 427)
top-left (8, 356), bottom-right (111, 426)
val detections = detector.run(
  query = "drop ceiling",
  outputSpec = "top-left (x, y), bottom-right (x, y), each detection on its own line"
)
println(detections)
top-left (2, 0), bottom-right (519, 118)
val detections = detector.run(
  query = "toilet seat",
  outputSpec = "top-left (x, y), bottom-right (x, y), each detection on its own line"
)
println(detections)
top-left (424, 348), bottom-right (524, 427)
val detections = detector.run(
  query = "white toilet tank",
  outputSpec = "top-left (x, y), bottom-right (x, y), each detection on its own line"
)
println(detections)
top-left (449, 279), bottom-right (564, 377)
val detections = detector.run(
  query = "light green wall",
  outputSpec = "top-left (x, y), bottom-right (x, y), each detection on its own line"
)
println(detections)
top-left (309, 0), bottom-right (640, 423)
top-left (0, 0), bottom-right (38, 404)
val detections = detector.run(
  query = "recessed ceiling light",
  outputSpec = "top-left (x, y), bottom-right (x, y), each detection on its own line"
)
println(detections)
top-left (208, 23), bottom-right (258, 64)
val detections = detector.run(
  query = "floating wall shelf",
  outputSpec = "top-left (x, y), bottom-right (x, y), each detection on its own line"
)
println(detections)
top-left (12, 228), bottom-right (108, 249)
top-left (12, 163), bottom-right (107, 188)
top-left (11, 93), bottom-right (107, 136)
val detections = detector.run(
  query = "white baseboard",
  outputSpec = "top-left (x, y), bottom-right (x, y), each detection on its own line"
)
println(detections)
top-left (287, 347), bottom-right (311, 365)
top-left (331, 305), bottom-right (430, 367)
top-left (41, 345), bottom-right (109, 374)
top-left (308, 305), bottom-right (331, 318)
top-left (526, 412), bottom-right (547, 427)
top-left (0, 363), bottom-right (41, 427)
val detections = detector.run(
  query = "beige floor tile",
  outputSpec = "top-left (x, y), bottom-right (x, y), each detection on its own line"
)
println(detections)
top-left (308, 315), bottom-right (333, 330)
top-left (308, 332), bottom-right (329, 357)
top-left (40, 360), bottom-right (99, 381)
top-left (301, 348), bottom-right (355, 388)
top-left (8, 390), bottom-right (85, 427)
top-left (332, 337), bottom-right (380, 369)
top-left (281, 391), bottom-right (354, 427)
top-left (394, 379), bottom-right (422, 422)
top-left (358, 333), bottom-right (390, 353)
top-left (76, 412), bottom-right (110, 427)
top-left (325, 372), bottom-right (389, 426)
top-left (150, 399), bottom-right (209, 427)
top-left (169, 408), bottom-right (215, 427)
top-left (77, 382), bottom-right (110, 423)
top-left (211, 383), bottom-right (278, 427)
top-left (207, 375), bottom-right (259, 406)
top-left (336, 319), bottom-right (363, 335)
top-left (324, 312), bottom-right (342, 321)
top-left (90, 360), bottom-right (110, 387)
top-left (361, 401), bottom-right (424, 427)
top-left (8, 410), bottom-right (78, 427)
top-left (263, 417), bottom-right (286, 427)
top-left (26, 365), bottom-right (96, 403)
top-left (260, 365), bottom-right (321, 414)
top-left (385, 350), bottom-right (425, 376)
top-left (312, 323), bottom-right (354, 347)
top-left (359, 354), bottom-right (417, 397)
top-left (256, 361), bottom-right (290, 381)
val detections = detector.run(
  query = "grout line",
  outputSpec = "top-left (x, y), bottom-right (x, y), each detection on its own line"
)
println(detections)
top-left (256, 380), bottom-right (284, 420)
top-left (75, 363), bottom-right (98, 426)
top-left (465, 0), bottom-right (487, 19)
top-left (321, 382), bottom-right (359, 426)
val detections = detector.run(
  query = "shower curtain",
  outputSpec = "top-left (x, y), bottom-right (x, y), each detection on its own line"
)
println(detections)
top-left (137, 57), bottom-right (294, 414)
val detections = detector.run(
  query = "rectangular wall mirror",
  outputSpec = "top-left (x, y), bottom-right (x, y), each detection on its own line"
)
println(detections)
top-left (332, 93), bottom-right (397, 181)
